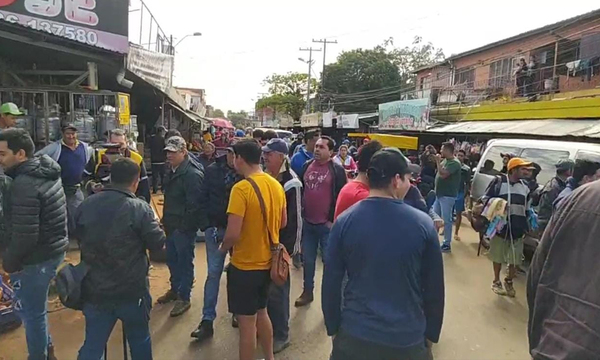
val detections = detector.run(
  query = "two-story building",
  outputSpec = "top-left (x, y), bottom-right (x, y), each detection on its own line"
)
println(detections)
top-left (175, 87), bottom-right (207, 116)
top-left (414, 8), bottom-right (600, 129)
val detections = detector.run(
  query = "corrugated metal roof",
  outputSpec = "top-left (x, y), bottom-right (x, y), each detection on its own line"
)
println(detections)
top-left (426, 119), bottom-right (600, 138)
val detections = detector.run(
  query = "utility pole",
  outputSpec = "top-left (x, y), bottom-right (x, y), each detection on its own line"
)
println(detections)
top-left (299, 47), bottom-right (321, 114)
top-left (312, 38), bottom-right (337, 86)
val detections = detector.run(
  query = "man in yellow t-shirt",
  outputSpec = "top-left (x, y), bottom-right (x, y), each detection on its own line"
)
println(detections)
top-left (219, 139), bottom-right (287, 360)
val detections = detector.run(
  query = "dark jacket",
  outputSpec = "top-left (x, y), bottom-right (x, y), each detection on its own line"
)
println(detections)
top-left (299, 159), bottom-right (347, 223)
top-left (198, 155), bottom-right (241, 231)
top-left (553, 177), bottom-right (578, 210)
top-left (84, 147), bottom-right (151, 203)
top-left (537, 176), bottom-right (567, 232)
top-left (198, 153), bottom-right (215, 171)
top-left (277, 162), bottom-right (302, 255)
top-left (163, 156), bottom-right (204, 234)
top-left (2, 155), bottom-right (68, 273)
top-left (150, 134), bottom-right (166, 164)
top-left (75, 188), bottom-right (165, 304)
top-left (527, 180), bottom-right (600, 360)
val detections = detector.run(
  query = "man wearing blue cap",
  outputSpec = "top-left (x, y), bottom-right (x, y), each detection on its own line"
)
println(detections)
top-left (262, 138), bottom-right (302, 353)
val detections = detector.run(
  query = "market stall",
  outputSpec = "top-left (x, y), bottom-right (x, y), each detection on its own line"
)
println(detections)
top-left (0, 88), bottom-right (124, 148)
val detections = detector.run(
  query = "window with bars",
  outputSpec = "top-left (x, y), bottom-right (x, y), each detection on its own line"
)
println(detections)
top-left (488, 58), bottom-right (513, 88)
top-left (453, 67), bottom-right (475, 87)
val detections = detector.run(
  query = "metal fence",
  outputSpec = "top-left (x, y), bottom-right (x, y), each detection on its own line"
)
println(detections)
top-left (128, 0), bottom-right (173, 55)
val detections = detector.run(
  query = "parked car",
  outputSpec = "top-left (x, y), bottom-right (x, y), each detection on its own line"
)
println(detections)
top-left (255, 128), bottom-right (293, 140)
top-left (471, 138), bottom-right (600, 251)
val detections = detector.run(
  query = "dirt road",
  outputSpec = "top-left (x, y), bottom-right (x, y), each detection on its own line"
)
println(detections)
top-left (0, 225), bottom-right (530, 360)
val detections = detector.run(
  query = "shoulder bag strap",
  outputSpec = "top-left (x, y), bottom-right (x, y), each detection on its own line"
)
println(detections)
top-left (246, 178), bottom-right (274, 248)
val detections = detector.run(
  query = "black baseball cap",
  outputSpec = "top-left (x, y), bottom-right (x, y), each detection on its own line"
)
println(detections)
top-left (62, 124), bottom-right (78, 132)
top-left (368, 148), bottom-right (421, 180)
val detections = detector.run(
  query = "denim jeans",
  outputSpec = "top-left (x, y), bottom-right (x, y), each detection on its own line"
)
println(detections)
top-left (433, 196), bottom-right (456, 247)
top-left (166, 230), bottom-right (196, 301)
top-left (151, 163), bottom-right (165, 193)
top-left (302, 221), bottom-right (330, 292)
top-left (267, 273), bottom-right (290, 341)
top-left (202, 227), bottom-right (226, 322)
top-left (65, 186), bottom-right (84, 238)
top-left (78, 291), bottom-right (153, 360)
top-left (10, 253), bottom-right (64, 360)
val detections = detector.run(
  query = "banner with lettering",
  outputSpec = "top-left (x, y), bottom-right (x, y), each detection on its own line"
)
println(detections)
top-left (378, 98), bottom-right (430, 131)
top-left (0, 0), bottom-right (129, 53)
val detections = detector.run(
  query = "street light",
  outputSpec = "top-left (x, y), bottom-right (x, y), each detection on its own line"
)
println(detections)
top-left (174, 32), bottom-right (202, 47)
top-left (170, 32), bottom-right (202, 87)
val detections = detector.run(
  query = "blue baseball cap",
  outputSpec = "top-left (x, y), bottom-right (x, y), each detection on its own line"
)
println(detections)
top-left (262, 138), bottom-right (288, 154)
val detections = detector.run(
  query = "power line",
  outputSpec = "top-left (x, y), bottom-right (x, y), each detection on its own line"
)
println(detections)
top-left (312, 38), bottom-right (338, 85)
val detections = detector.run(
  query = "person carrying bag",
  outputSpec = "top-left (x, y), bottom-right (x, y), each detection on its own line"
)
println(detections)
top-left (247, 178), bottom-right (291, 286)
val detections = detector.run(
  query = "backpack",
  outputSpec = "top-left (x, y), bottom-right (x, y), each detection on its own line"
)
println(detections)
top-left (55, 262), bottom-right (90, 311)
top-left (95, 148), bottom-right (126, 183)
top-left (470, 175), bottom-right (505, 233)
top-left (0, 275), bottom-right (21, 333)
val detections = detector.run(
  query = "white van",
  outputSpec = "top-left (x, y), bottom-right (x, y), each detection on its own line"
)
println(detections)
top-left (471, 138), bottom-right (600, 200)
top-left (471, 138), bottom-right (600, 250)
top-left (471, 139), bottom-right (600, 250)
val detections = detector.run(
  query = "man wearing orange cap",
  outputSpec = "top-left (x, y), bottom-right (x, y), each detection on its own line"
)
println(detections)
top-left (482, 157), bottom-right (534, 298)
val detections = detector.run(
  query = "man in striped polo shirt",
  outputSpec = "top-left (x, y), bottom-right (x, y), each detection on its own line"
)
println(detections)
top-left (483, 158), bottom-right (534, 298)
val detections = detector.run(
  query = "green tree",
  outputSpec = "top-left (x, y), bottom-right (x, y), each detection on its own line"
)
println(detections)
top-left (256, 94), bottom-right (305, 121)
top-left (263, 72), bottom-right (318, 97)
top-left (381, 36), bottom-right (445, 89)
top-left (256, 72), bottom-right (318, 119)
top-left (227, 110), bottom-right (251, 128)
top-left (212, 108), bottom-right (225, 118)
top-left (319, 37), bottom-right (444, 113)
top-left (320, 48), bottom-right (402, 113)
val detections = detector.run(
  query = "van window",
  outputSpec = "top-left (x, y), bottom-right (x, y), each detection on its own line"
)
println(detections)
top-left (479, 146), bottom-right (521, 173)
top-left (575, 150), bottom-right (600, 163)
top-left (520, 148), bottom-right (570, 185)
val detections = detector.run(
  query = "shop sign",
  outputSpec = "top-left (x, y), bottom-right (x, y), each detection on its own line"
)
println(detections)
top-left (278, 113), bottom-right (294, 128)
top-left (118, 92), bottom-right (130, 125)
top-left (378, 98), bottom-right (430, 131)
top-left (127, 44), bottom-right (174, 92)
top-left (0, 0), bottom-right (129, 53)
top-left (300, 112), bottom-right (321, 128)
top-left (337, 114), bottom-right (359, 129)
top-left (322, 111), bottom-right (334, 128)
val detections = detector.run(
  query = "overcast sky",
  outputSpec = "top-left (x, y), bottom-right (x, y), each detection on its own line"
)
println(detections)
top-left (129, 0), bottom-right (599, 114)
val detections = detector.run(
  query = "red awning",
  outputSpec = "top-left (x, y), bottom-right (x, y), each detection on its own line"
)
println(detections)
top-left (211, 118), bottom-right (235, 129)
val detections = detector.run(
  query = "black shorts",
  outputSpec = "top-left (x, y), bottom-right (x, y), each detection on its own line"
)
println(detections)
top-left (227, 265), bottom-right (271, 316)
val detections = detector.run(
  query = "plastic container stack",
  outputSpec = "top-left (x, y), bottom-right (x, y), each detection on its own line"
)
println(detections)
top-left (97, 105), bottom-right (118, 142)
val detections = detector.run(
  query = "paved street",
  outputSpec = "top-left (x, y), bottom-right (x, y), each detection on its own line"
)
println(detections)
top-left (0, 224), bottom-right (530, 360)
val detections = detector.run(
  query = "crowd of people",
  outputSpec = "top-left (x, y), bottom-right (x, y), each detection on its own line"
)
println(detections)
top-left (0, 109), bottom-right (599, 359)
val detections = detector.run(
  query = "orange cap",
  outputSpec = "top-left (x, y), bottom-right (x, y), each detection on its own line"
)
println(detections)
top-left (507, 158), bottom-right (534, 172)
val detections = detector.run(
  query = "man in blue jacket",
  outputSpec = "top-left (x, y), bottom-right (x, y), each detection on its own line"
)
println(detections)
top-left (36, 124), bottom-right (93, 238)
top-left (323, 148), bottom-right (444, 360)
top-left (290, 129), bottom-right (319, 175)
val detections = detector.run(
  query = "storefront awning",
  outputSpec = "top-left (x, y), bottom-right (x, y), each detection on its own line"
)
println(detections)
top-left (348, 133), bottom-right (419, 150)
top-left (427, 119), bottom-right (600, 139)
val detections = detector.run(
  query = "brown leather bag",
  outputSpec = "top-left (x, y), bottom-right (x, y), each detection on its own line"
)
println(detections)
top-left (246, 178), bottom-right (291, 286)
